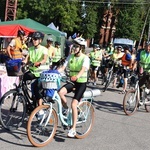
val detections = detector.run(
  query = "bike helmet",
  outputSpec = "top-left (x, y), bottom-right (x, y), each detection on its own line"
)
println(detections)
top-left (17, 30), bottom-right (25, 36)
top-left (93, 44), bottom-right (99, 48)
top-left (146, 41), bottom-right (150, 46)
top-left (32, 31), bottom-right (44, 40)
top-left (47, 37), bottom-right (53, 42)
top-left (55, 41), bottom-right (61, 45)
top-left (73, 37), bottom-right (86, 46)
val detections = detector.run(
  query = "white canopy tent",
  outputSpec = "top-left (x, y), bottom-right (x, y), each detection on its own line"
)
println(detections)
top-left (47, 22), bottom-right (67, 37)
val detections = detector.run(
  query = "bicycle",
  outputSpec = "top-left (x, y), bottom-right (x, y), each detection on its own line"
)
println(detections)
top-left (123, 74), bottom-right (150, 116)
top-left (0, 61), bottom-right (37, 130)
top-left (26, 72), bottom-right (101, 147)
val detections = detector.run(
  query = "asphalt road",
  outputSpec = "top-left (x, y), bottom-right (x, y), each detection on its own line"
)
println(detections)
top-left (0, 78), bottom-right (150, 150)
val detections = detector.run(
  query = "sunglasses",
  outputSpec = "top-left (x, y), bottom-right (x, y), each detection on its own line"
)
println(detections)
top-left (32, 38), bottom-right (39, 41)
top-left (73, 45), bottom-right (80, 48)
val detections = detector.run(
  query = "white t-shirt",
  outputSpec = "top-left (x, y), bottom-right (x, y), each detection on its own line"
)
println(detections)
top-left (9, 39), bottom-right (16, 47)
top-left (64, 54), bottom-right (90, 70)
top-left (34, 45), bottom-right (48, 55)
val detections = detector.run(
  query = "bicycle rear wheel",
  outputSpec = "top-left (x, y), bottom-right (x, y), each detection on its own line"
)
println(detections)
top-left (0, 89), bottom-right (26, 130)
top-left (123, 90), bottom-right (138, 116)
top-left (27, 105), bottom-right (58, 147)
top-left (76, 101), bottom-right (94, 139)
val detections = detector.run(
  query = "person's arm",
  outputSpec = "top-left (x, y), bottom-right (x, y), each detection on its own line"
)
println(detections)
top-left (7, 45), bottom-right (12, 58)
top-left (6, 39), bottom-right (15, 58)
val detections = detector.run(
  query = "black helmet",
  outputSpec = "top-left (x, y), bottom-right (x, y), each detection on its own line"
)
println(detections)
top-left (123, 45), bottom-right (130, 50)
top-left (17, 30), bottom-right (25, 36)
top-left (32, 31), bottom-right (44, 40)
top-left (55, 41), bottom-right (61, 45)
top-left (93, 44), bottom-right (99, 48)
top-left (146, 41), bottom-right (150, 46)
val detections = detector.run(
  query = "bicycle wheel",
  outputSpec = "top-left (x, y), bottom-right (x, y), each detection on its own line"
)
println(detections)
top-left (123, 89), bottom-right (138, 116)
top-left (0, 89), bottom-right (26, 130)
top-left (144, 91), bottom-right (150, 112)
top-left (76, 101), bottom-right (94, 139)
top-left (103, 71), bottom-right (113, 92)
top-left (27, 105), bottom-right (58, 147)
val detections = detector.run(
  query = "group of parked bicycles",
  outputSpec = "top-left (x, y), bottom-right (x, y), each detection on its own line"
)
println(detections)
top-left (0, 59), bottom-right (100, 147)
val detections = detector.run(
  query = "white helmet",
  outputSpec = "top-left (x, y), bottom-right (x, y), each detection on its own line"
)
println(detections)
top-left (73, 37), bottom-right (86, 47)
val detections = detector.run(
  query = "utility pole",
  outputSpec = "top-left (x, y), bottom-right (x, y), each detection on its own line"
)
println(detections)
top-left (5, 0), bottom-right (18, 21)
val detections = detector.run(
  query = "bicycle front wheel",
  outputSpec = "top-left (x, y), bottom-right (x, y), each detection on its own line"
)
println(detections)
top-left (103, 71), bottom-right (113, 92)
top-left (76, 101), bottom-right (94, 139)
top-left (123, 90), bottom-right (138, 116)
top-left (0, 89), bottom-right (26, 130)
top-left (27, 105), bottom-right (58, 147)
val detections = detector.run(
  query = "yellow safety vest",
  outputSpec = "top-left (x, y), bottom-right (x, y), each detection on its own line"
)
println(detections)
top-left (69, 54), bottom-right (88, 83)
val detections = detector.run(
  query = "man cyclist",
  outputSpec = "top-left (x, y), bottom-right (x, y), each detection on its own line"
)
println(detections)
top-left (133, 41), bottom-right (150, 99)
top-left (7, 30), bottom-right (25, 59)
top-left (58, 38), bottom-right (90, 137)
top-left (23, 31), bottom-right (49, 107)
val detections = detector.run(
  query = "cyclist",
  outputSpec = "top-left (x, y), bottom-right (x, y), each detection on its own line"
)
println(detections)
top-left (133, 41), bottom-right (150, 99)
top-left (7, 30), bottom-right (25, 59)
top-left (23, 31), bottom-right (49, 107)
top-left (111, 45), bottom-right (124, 88)
top-left (52, 41), bottom-right (61, 68)
top-left (46, 37), bottom-right (55, 66)
top-left (118, 45), bottom-right (132, 94)
top-left (58, 38), bottom-right (90, 137)
top-left (89, 44), bottom-right (102, 85)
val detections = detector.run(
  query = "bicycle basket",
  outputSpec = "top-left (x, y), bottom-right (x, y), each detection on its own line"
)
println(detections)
top-left (5, 59), bottom-right (22, 76)
top-left (40, 70), bottom-right (61, 89)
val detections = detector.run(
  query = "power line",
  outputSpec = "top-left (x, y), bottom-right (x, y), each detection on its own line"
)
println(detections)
top-left (69, 0), bottom-right (149, 5)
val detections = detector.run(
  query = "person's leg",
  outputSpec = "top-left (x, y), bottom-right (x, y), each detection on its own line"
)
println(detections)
top-left (58, 83), bottom-right (74, 109)
top-left (68, 83), bottom-right (86, 137)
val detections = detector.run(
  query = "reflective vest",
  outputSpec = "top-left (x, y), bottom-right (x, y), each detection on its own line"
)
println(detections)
top-left (140, 50), bottom-right (150, 73)
top-left (121, 54), bottom-right (131, 66)
top-left (52, 47), bottom-right (61, 62)
top-left (69, 54), bottom-right (88, 83)
top-left (10, 38), bottom-right (23, 59)
top-left (47, 45), bottom-right (55, 65)
top-left (90, 51), bottom-right (101, 66)
top-left (29, 46), bottom-right (49, 77)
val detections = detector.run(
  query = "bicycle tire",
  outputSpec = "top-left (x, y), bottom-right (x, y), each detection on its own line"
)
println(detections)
top-left (0, 89), bottom-right (26, 130)
top-left (103, 71), bottom-right (113, 92)
top-left (123, 89), bottom-right (138, 116)
top-left (144, 91), bottom-right (150, 112)
top-left (76, 101), bottom-right (94, 139)
top-left (27, 105), bottom-right (58, 147)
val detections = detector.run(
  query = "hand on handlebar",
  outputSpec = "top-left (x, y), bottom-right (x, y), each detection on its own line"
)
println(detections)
top-left (71, 76), bottom-right (78, 82)
top-left (34, 62), bottom-right (41, 67)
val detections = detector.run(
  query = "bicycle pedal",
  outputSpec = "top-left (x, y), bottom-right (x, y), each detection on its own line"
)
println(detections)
top-left (63, 125), bottom-right (68, 130)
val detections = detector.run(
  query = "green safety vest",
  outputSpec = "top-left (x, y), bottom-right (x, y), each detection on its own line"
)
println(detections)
top-left (68, 54), bottom-right (88, 83)
top-left (52, 47), bottom-right (61, 62)
top-left (90, 51), bottom-right (101, 66)
top-left (29, 46), bottom-right (49, 77)
top-left (140, 50), bottom-right (150, 73)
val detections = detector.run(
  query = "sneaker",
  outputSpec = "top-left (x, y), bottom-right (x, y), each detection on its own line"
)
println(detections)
top-left (62, 107), bottom-right (69, 116)
top-left (67, 128), bottom-right (76, 138)
top-left (93, 82), bottom-right (97, 86)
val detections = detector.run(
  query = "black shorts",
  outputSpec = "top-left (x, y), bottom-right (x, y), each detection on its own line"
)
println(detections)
top-left (61, 82), bottom-right (86, 101)
top-left (91, 65), bottom-right (99, 71)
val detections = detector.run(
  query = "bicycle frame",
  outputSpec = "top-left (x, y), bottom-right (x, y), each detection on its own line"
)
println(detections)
top-left (42, 90), bottom-right (94, 127)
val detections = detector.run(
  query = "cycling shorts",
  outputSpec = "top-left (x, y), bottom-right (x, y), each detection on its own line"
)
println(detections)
top-left (61, 82), bottom-right (86, 101)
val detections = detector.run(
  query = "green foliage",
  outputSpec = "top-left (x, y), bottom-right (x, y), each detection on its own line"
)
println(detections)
top-left (0, 0), bottom-right (149, 42)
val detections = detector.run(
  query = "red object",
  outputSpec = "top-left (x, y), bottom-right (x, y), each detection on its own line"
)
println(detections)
top-left (0, 24), bottom-right (35, 37)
